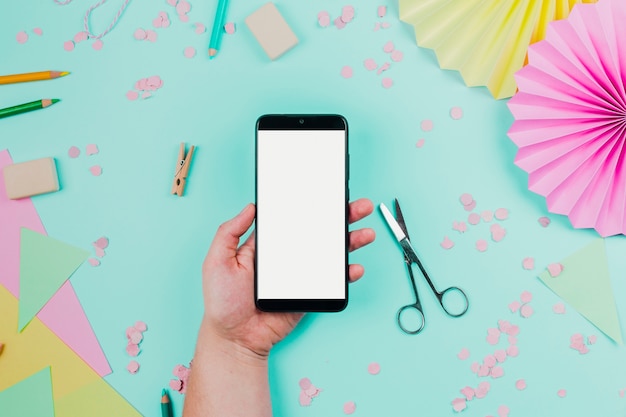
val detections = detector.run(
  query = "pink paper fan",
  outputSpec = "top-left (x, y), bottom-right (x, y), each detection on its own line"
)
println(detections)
top-left (508, 0), bottom-right (626, 237)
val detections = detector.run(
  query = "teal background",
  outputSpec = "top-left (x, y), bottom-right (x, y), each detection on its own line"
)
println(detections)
top-left (2, 0), bottom-right (626, 416)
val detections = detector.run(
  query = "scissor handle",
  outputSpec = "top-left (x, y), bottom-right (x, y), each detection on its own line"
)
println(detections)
top-left (437, 286), bottom-right (469, 317)
top-left (396, 304), bottom-right (425, 335)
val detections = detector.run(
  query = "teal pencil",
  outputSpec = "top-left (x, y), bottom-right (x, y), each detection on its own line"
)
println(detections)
top-left (208, 0), bottom-right (230, 59)
top-left (0, 99), bottom-right (60, 119)
top-left (161, 389), bottom-right (173, 417)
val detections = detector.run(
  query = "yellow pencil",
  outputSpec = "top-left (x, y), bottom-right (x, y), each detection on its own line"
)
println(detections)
top-left (0, 70), bottom-right (70, 85)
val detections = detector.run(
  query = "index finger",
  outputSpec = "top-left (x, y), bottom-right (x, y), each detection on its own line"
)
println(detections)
top-left (349, 198), bottom-right (374, 224)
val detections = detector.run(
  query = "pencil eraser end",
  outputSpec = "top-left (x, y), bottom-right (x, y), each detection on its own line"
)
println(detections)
top-left (3, 157), bottom-right (60, 200)
top-left (245, 2), bottom-right (299, 61)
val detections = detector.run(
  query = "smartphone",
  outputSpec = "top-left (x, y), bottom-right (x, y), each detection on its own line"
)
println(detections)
top-left (255, 114), bottom-right (349, 312)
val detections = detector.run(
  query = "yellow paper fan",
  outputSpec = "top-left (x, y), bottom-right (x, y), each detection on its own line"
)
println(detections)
top-left (399, 0), bottom-right (597, 99)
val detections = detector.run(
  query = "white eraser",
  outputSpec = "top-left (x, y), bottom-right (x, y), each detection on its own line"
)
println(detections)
top-left (3, 157), bottom-right (60, 199)
top-left (245, 2), bottom-right (299, 60)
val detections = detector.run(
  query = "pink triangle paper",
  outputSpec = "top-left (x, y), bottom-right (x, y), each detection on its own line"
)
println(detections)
top-left (538, 239), bottom-right (623, 344)
top-left (18, 228), bottom-right (90, 332)
top-left (1, 149), bottom-right (112, 376)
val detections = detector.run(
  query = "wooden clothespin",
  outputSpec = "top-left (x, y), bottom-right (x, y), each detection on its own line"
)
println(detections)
top-left (171, 142), bottom-right (195, 196)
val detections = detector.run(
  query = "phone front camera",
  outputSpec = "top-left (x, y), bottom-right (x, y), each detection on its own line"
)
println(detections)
top-left (299, 119), bottom-right (304, 124)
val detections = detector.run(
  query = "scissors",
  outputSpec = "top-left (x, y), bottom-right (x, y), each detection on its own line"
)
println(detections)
top-left (380, 199), bottom-right (469, 334)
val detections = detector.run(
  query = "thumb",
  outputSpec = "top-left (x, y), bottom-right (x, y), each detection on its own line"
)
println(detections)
top-left (206, 203), bottom-right (256, 263)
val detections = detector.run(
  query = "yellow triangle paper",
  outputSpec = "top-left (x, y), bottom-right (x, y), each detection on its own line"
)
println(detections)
top-left (538, 239), bottom-right (623, 345)
top-left (0, 285), bottom-right (142, 416)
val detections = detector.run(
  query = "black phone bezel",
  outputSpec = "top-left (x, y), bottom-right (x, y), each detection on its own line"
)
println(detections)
top-left (254, 114), bottom-right (349, 313)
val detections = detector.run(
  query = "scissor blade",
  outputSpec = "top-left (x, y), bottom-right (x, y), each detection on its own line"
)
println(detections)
top-left (380, 203), bottom-right (407, 243)
top-left (394, 199), bottom-right (411, 242)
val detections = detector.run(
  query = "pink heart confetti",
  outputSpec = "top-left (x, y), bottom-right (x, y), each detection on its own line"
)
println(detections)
top-left (16, 31), bottom-right (28, 44)
top-left (557, 389), bottom-right (567, 398)
top-left (506, 345), bottom-right (519, 357)
top-left (450, 106), bottom-right (463, 120)
top-left (490, 366), bottom-right (504, 378)
top-left (68, 146), bottom-right (80, 158)
top-left (451, 398), bottom-right (467, 412)
top-left (343, 401), bottom-right (356, 415)
top-left (547, 263), bottom-right (563, 277)
top-left (89, 165), bottom-right (103, 176)
top-left (552, 303), bottom-right (566, 314)
top-left (522, 257), bottom-right (535, 270)
top-left (452, 221), bottom-right (467, 233)
top-left (587, 335), bottom-right (597, 345)
top-left (299, 377), bottom-right (312, 390)
top-left (134, 28), bottom-right (147, 40)
top-left (390, 50), bottom-right (403, 62)
top-left (126, 343), bottom-right (140, 356)
top-left (134, 321), bottom-right (147, 332)
top-left (494, 350), bottom-right (507, 363)
top-left (63, 40), bottom-right (75, 51)
top-left (508, 300), bottom-right (521, 313)
top-left (421, 119), bottom-right (433, 132)
top-left (94, 246), bottom-right (105, 258)
top-left (520, 291), bottom-right (532, 303)
top-left (127, 360), bottom-right (140, 374)
top-left (490, 223), bottom-right (506, 242)
top-left (415, 139), bottom-right (425, 148)
top-left (463, 200), bottom-right (477, 211)
top-left (515, 379), bottom-right (526, 390)
top-left (173, 364), bottom-right (189, 379)
top-left (194, 22), bottom-right (206, 34)
top-left (538, 216), bottom-right (551, 227)
top-left (88, 258), bottom-right (100, 267)
top-left (33, 28), bottom-right (43, 36)
top-left (373, 22), bottom-right (380, 31)
top-left (378, 5), bottom-right (386, 17)
top-left (126, 90), bottom-right (139, 101)
top-left (460, 193), bottom-right (473, 205)
top-left (383, 40), bottom-right (394, 53)
top-left (470, 361), bottom-right (479, 373)
top-left (334, 16), bottom-right (346, 29)
top-left (183, 46), bottom-right (196, 58)
top-left (468, 213), bottom-right (481, 225)
top-left (520, 304), bottom-right (533, 318)
top-left (363, 58), bottom-right (377, 70)
top-left (86, 144), bottom-right (99, 156)
top-left (476, 239), bottom-right (488, 252)
top-left (440, 236), bottom-right (454, 250)
top-left (169, 379), bottom-right (183, 391)
top-left (92, 39), bottom-right (103, 50)
top-left (146, 29), bottom-right (158, 42)
top-left (497, 405), bottom-right (510, 417)
top-left (341, 66), bottom-right (353, 79)
top-left (367, 362), bottom-right (381, 375)
top-left (74, 31), bottom-right (89, 43)
top-left (376, 62), bottom-right (390, 74)
top-left (460, 386), bottom-right (475, 401)
top-left (94, 236), bottom-right (109, 249)
top-left (382, 22), bottom-right (391, 28)
top-left (167, 0), bottom-right (177, 6)
top-left (299, 391), bottom-right (312, 406)
top-left (494, 208), bottom-right (509, 220)
top-left (457, 347), bottom-right (470, 360)
top-left (381, 77), bottom-right (393, 88)
top-left (483, 354), bottom-right (496, 368)
top-left (224, 22), bottom-right (235, 34)
top-left (341, 5), bottom-right (355, 23)
top-left (481, 210), bottom-right (493, 222)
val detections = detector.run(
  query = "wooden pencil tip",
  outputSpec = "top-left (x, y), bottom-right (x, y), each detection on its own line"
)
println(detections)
top-left (208, 48), bottom-right (218, 58)
top-left (60, 71), bottom-right (70, 77)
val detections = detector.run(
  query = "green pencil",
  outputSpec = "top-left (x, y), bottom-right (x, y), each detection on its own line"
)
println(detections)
top-left (0, 99), bottom-right (60, 119)
top-left (161, 389), bottom-right (173, 417)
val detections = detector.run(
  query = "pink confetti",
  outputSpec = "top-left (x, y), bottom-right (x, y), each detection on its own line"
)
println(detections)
top-left (33, 28), bottom-right (43, 36)
top-left (460, 193), bottom-right (473, 206)
top-left (506, 345), bottom-right (519, 357)
top-left (88, 258), bottom-right (100, 267)
top-left (494, 208), bottom-right (509, 220)
top-left (486, 334), bottom-right (500, 346)
top-left (341, 5), bottom-right (355, 23)
top-left (134, 28), bottom-right (147, 40)
top-left (126, 90), bottom-right (139, 101)
top-left (515, 379), bottom-right (527, 390)
top-left (169, 379), bottom-right (182, 392)
top-left (63, 40), bottom-right (75, 51)
top-left (173, 364), bottom-right (190, 379)
top-left (587, 335), bottom-right (597, 345)
top-left (224, 22), bottom-right (235, 34)
top-left (304, 384), bottom-right (321, 398)
top-left (460, 386), bottom-right (475, 401)
top-left (376, 62), bottom-right (390, 75)
top-left (508, 300), bottom-right (521, 313)
top-left (468, 213), bottom-right (481, 225)
top-left (552, 303), bottom-right (566, 314)
top-left (481, 210), bottom-right (493, 222)
top-left (373, 22), bottom-right (380, 31)
top-left (457, 347), bottom-right (470, 360)
top-left (547, 263), bottom-right (563, 277)
top-left (183, 46), bottom-right (196, 58)
top-left (415, 139), bottom-right (425, 148)
top-left (390, 50), bottom-right (403, 62)
top-left (420, 119), bottom-right (433, 132)
top-left (299, 391), bottom-right (312, 406)
top-left (153, 16), bottom-right (164, 28)
top-left (92, 39), bottom-right (103, 50)
top-left (363, 58), bottom-right (377, 71)
top-left (142, 91), bottom-right (152, 99)
top-left (299, 377), bottom-right (312, 390)
top-left (127, 360), bottom-right (140, 374)
top-left (484, 354), bottom-right (496, 368)
top-left (166, 0), bottom-right (177, 6)
top-left (383, 40), bottom-right (394, 53)
top-left (378, 5), bottom-right (387, 17)
top-left (134, 321), bottom-right (147, 332)
top-left (522, 257), bottom-right (535, 270)
top-left (16, 31), bottom-right (28, 44)
top-left (340, 65), bottom-right (353, 79)
top-left (176, 0), bottom-right (190, 15)
top-left (89, 165), bottom-right (103, 176)
top-left (129, 330), bottom-right (143, 345)
top-left (491, 366), bottom-right (504, 378)
top-left (367, 362), bottom-right (381, 375)
top-left (520, 291), bottom-right (532, 303)
top-left (463, 200), bottom-right (477, 211)
top-left (94, 246), bottom-right (105, 258)
top-left (381, 22), bottom-right (391, 28)
top-left (490, 224), bottom-right (506, 242)
top-left (334, 16), bottom-right (346, 29)
top-left (68, 146), bottom-right (80, 158)
top-left (470, 361), bottom-right (479, 373)
top-left (86, 144), bottom-right (99, 156)
top-left (497, 405), bottom-right (510, 417)
top-left (146, 29), bottom-right (158, 42)
top-left (318, 14), bottom-right (330, 28)
top-left (74, 31), bottom-right (89, 43)
top-left (477, 365), bottom-right (490, 377)
top-left (538, 216), bottom-right (551, 227)
top-left (476, 239), bottom-right (488, 252)
top-left (440, 236), bottom-right (454, 250)
top-left (520, 304), bottom-right (533, 318)
top-left (451, 398), bottom-right (467, 412)
top-left (194, 22), bottom-right (206, 34)
top-left (343, 401), bottom-right (356, 415)
top-left (557, 389), bottom-right (567, 398)
top-left (450, 106), bottom-right (463, 120)
top-left (381, 77), bottom-right (393, 88)
top-left (494, 350), bottom-right (507, 363)
top-left (452, 221), bottom-right (467, 233)
top-left (126, 343), bottom-right (140, 356)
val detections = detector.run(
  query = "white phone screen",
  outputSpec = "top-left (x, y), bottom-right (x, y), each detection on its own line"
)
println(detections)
top-left (256, 129), bottom-right (347, 300)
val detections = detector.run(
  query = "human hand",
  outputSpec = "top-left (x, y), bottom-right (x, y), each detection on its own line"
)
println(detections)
top-left (201, 199), bottom-right (376, 358)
